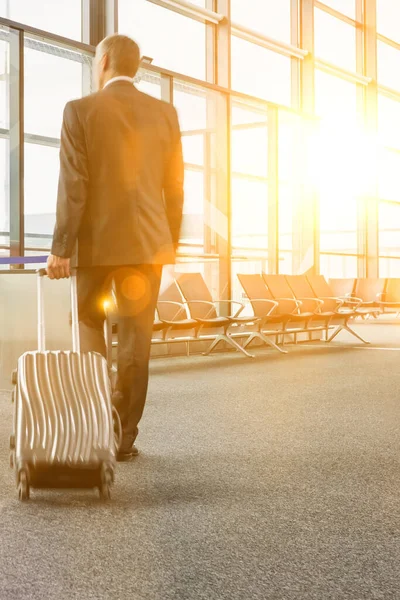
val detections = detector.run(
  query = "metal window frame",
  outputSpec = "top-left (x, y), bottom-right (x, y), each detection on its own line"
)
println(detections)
top-left (9, 28), bottom-right (24, 264)
top-left (314, 58), bottom-right (371, 85)
top-left (231, 22), bottom-right (308, 60)
top-left (314, 1), bottom-right (363, 28)
top-left (147, 0), bottom-right (224, 24)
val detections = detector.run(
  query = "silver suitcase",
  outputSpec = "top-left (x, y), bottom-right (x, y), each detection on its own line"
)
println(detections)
top-left (10, 269), bottom-right (119, 502)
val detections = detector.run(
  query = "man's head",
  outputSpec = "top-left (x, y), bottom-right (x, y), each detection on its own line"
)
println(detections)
top-left (94, 34), bottom-right (141, 90)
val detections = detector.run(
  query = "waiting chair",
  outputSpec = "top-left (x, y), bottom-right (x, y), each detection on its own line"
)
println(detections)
top-left (307, 275), bottom-right (370, 344)
top-left (176, 273), bottom-right (262, 358)
top-left (236, 274), bottom-right (288, 354)
top-left (285, 275), bottom-right (335, 337)
top-left (379, 279), bottom-right (400, 316)
top-left (262, 274), bottom-right (320, 334)
top-left (353, 278), bottom-right (386, 317)
top-left (329, 278), bottom-right (356, 299)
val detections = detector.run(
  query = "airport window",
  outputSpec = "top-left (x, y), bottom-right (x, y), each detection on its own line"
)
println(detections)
top-left (231, 36), bottom-right (292, 107)
top-left (118, 0), bottom-right (207, 80)
top-left (24, 143), bottom-right (59, 250)
top-left (377, 41), bottom-right (400, 91)
top-left (377, 0), bottom-right (400, 43)
top-left (315, 70), bottom-right (358, 123)
top-left (0, 137), bottom-right (9, 250)
top-left (0, 0), bottom-right (82, 41)
top-left (378, 149), bottom-right (400, 203)
top-left (378, 94), bottom-right (400, 149)
top-left (24, 45), bottom-right (84, 138)
top-left (316, 0), bottom-right (356, 20)
top-left (379, 201), bottom-right (400, 277)
top-left (231, 101), bottom-right (268, 253)
top-left (230, 0), bottom-right (292, 44)
top-left (314, 8), bottom-right (357, 72)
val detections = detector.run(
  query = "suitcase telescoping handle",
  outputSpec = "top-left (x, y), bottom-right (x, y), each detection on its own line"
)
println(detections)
top-left (37, 269), bottom-right (80, 353)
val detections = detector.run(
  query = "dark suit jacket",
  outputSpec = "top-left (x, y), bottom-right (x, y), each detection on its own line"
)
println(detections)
top-left (51, 81), bottom-right (184, 267)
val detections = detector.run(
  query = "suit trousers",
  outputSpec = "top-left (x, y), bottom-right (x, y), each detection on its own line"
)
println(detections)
top-left (77, 264), bottom-right (162, 450)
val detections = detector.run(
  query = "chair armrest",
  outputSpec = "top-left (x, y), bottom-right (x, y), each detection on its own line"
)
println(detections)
top-left (213, 299), bottom-right (245, 317)
top-left (338, 295), bottom-right (362, 309)
top-left (157, 300), bottom-right (187, 322)
top-left (319, 296), bottom-right (344, 310)
top-left (275, 297), bottom-right (302, 315)
top-left (184, 300), bottom-right (217, 320)
top-left (247, 298), bottom-right (278, 317)
top-left (298, 297), bottom-right (324, 312)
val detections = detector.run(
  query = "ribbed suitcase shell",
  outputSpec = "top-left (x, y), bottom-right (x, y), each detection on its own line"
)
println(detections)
top-left (15, 351), bottom-right (114, 466)
top-left (14, 350), bottom-right (116, 489)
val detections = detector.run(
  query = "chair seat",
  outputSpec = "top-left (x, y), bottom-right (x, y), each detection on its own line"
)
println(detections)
top-left (288, 312), bottom-right (315, 321)
top-left (196, 316), bottom-right (231, 327)
top-left (354, 307), bottom-right (380, 315)
top-left (161, 318), bottom-right (198, 329)
top-left (230, 316), bottom-right (260, 324)
top-left (153, 320), bottom-right (168, 332)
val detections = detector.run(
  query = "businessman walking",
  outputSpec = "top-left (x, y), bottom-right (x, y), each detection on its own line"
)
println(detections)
top-left (47, 34), bottom-right (184, 461)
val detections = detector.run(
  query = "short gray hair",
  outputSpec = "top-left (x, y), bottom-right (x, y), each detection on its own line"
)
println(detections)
top-left (96, 34), bottom-right (141, 77)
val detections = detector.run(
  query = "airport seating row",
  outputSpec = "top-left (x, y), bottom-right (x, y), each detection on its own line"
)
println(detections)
top-left (107, 273), bottom-right (385, 360)
top-left (328, 277), bottom-right (400, 315)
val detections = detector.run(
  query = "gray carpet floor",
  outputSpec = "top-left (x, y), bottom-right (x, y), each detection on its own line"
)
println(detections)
top-left (1, 330), bottom-right (400, 599)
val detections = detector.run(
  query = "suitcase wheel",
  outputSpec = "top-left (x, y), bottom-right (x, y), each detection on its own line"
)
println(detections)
top-left (9, 434), bottom-right (15, 450)
top-left (99, 466), bottom-right (113, 502)
top-left (11, 370), bottom-right (17, 385)
top-left (17, 470), bottom-right (30, 502)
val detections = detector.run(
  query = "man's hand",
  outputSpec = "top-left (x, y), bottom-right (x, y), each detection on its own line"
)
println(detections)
top-left (47, 255), bottom-right (70, 280)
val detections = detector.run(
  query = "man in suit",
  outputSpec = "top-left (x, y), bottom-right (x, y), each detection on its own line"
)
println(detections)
top-left (47, 34), bottom-right (184, 461)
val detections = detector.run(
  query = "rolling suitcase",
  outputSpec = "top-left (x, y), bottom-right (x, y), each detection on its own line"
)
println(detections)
top-left (9, 269), bottom-right (119, 502)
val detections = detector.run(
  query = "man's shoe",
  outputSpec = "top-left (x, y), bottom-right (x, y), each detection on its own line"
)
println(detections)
top-left (116, 445), bottom-right (139, 462)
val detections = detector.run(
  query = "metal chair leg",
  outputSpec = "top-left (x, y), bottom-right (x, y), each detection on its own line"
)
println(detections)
top-left (344, 324), bottom-right (370, 344)
top-left (327, 325), bottom-right (343, 343)
top-left (203, 335), bottom-right (223, 356)
top-left (224, 335), bottom-right (255, 358)
top-left (327, 323), bottom-right (370, 344)
top-left (242, 333), bottom-right (257, 349)
top-left (257, 332), bottom-right (288, 354)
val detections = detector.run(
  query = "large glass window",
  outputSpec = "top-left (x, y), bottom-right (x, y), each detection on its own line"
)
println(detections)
top-left (23, 39), bottom-right (91, 251)
top-left (314, 8), bottom-right (356, 71)
top-left (315, 70), bottom-right (358, 123)
top-left (317, 0), bottom-right (356, 20)
top-left (0, 0), bottom-right (82, 41)
top-left (378, 95), bottom-right (400, 149)
top-left (173, 81), bottom-right (225, 260)
top-left (231, 37), bottom-right (291, 107)
top-left (135, 70), bottom-right (162, 99)
top-left (231, 100), bottom-right (268, 255)
top-left (378, 149), bottom-right (400, 202)
top-left (377, 41), bottom-right (400, 91)
top-left (379, 202), bottom-right (400, 276)
top-left (0, 31), bottom-right (9, 252)
top-left (118, 0), bottom-right (207, 80)
top-left (24, 44), bottom-right (84, 137)
top-left (0, 37), bottom-right (8, 129)
top-left (278, 111), bottom-right (304, 275)
top-left (0, 136), bottom-right (9, 251)
top-left (231, 0), bottom-right (291, 44)
top-left (377, 0), bottom-right (400, 43)
top-left (314, 120), bottom-right (361, 277)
